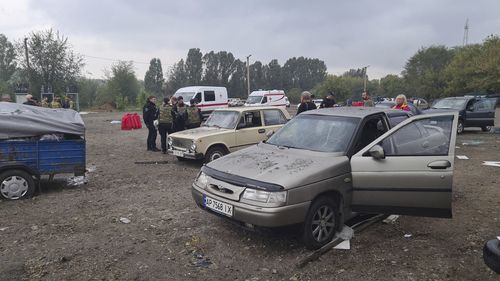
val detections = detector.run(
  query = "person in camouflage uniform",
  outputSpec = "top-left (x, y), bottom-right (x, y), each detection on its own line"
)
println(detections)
top-left (186, 99), bottom-right (203, 129)
top-left (157, 96), bottom-right (175, 154)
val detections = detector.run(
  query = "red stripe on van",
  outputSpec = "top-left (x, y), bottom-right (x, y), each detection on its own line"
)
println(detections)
top-left (196, 103), bottom-right (229, 107)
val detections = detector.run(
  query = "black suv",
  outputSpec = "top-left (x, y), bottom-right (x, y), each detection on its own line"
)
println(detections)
top-left (426, 96), bottom-right (496, 133)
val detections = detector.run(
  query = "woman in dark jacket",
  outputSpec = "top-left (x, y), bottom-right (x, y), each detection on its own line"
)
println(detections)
top-left (296, 91), bottom-right (317, 115)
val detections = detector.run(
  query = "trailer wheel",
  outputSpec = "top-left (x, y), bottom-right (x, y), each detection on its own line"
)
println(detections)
top-left (0, 170), bottom-right (36, 200)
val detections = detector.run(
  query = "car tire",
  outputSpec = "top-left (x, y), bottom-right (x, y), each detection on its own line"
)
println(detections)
top-left (204, 146), bottom-right (227, 163)
top-left (303, 196), bottom-right (339, 250)
top-left (481, 126), bottom-right (492, 132)
top-left (457, 120), bottom-right (464, 134)
top-left (0, 170), bottom-right (36, 200)
top-left (484, 238), bottom-right (500, 274)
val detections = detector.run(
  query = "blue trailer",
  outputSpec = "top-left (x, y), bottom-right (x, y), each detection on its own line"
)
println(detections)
top-left (0, 139), bottom-right (86, 200)
top-left (0, 102), bottom-right (86, 200)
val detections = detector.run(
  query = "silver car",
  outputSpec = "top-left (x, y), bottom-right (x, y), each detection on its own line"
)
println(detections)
top-left (192, 107), bottom-right (458, 249)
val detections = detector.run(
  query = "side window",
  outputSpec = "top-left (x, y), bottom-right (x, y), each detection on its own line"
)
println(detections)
top-left (204, 91), bottom-right (216, 102)
top-left (239, 111), bottom-right (262, 129)
top-left (381, 116), bottom-right (453, 156)
top-left (194, 92), bottom-right (201, 103)
top-left (261, 96), bottom-right (268, 104)
top-left (354, 116), bottom-right (389, 153)
top-left (388, 115), bottom-right (409, 127)
top-left (263, 110), bottom-right (287, 126)
top-left (473, 99), bottom-right (494, 111)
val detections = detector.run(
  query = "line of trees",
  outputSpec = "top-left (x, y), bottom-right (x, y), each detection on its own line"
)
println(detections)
top-left (1, 29), bottom-right (498, 109)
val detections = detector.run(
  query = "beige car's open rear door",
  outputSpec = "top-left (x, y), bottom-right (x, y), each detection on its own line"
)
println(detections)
top-left (350, 112), bottom-right (458, 218)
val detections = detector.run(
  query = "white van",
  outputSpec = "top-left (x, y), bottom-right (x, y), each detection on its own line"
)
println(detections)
top-left (244, 90), bottom-right (288, 107)
top-left (174, 86), bottom-right (228, 118)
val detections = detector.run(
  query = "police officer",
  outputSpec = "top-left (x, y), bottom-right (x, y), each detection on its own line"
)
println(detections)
top-left (319, 92), bottom-right (336, 108)
top-left (157, 96), bottom-right (175, 154)
top-left (186, 99), bottom-right (203, 129)
top-left (173, 96), bottom-right (187, 132)
top-left (143, 95), bottom-right (160, 151)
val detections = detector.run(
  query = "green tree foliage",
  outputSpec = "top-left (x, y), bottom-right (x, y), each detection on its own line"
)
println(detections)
top-left (282, 57), bottom-right (327, 90)
top-left (249, 61), bottom-right (265, 91)
top-left (77, 77), bottom-right (104, 108)
top-left (165, 59), bottom-right (187, 95)
top-left (144, 58), bottom-right (164, 95)
top-left (378, 74), bottom-right (406, 98)
top-left (185, 48), bottom-right (203, 85)
top-left (227, 59), bottom-right (246, 98)
top-left (264, 59), bottom-right (282, 90)
top-left (17, 29), bottom-right (84, 96)
top-left (105, 61), bottom-right (139, 109)
top-left (402, 45), bottom-right (455, 99)
top-left (444, 36), bottom-right (500, 95)
top-left (343, 68), bottom-right (366, 78)
top-left (0, 34), bottom-right (17, 83)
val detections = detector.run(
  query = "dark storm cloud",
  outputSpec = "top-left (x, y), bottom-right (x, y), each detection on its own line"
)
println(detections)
top-left (26, 0), bottom-right (500, 78)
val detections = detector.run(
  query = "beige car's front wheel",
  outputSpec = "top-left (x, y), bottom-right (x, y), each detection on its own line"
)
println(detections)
top-left (204, 146), bottom-right (227, 163)
top-left (303, 196), bottom-right (338, 250)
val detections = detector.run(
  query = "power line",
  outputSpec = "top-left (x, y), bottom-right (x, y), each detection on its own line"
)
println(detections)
top-left (82, 54), bottom-right (150, 64)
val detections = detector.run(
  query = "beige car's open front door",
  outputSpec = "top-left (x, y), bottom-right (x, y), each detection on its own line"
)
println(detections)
top-left (350, 112), bottom-right (458, 218)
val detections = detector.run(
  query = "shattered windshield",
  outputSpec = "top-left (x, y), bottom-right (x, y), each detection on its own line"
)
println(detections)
top-left (204, 111), bottom-right (240, 129)
top-left (267, 115), bottom-right (359, 153)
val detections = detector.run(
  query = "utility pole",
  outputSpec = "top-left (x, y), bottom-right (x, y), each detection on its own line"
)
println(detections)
top-left (462, 18), bottom-right (469, 46)
top-left (363, 65), bottom-right (370, 92)
top-left (24, 38), bottom-right (31, 94)
top-left (246, 54), bottom-right (252, 96)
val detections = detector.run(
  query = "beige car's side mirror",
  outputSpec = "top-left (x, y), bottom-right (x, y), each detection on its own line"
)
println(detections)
top-left (369, 144), bottom-right (385, 160)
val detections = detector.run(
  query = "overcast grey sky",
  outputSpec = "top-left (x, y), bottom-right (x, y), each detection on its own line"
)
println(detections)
top-left (1, 0), bottom-right (499, 80)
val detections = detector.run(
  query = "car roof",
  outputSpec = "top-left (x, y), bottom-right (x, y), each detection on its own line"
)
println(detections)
top-left (300, 106), bottom-right (403, 118)
top-left (442, 96), bottom-right (474, 101)
top-left (214, 106), bottom-right (287, 112)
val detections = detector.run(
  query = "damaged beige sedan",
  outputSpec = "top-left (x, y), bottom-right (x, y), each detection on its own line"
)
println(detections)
top-left (192, 108), bottom-right (458, 249)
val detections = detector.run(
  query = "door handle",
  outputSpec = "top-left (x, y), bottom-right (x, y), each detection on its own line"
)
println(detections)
top-left (427, 160), bottom-right (451, 169)
top-left (258, 129), bottom-right (266, 134)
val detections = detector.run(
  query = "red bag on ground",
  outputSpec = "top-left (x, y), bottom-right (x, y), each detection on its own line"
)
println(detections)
top-left (121, 113), bottom-right (132, 130)
top-left (132, 113), bottom-right (142, 129)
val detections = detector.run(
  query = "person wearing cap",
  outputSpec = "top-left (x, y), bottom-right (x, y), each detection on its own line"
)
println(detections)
top-left (23, 94), bottom-right (38, 106)
top-left (157, 96), bottom-right (175, 154)
top-left (186, 98), bottom-right (203, 129)
top-left (320, 92), bottom-right (336, 108)
top-left (143, 95), bottom-right (160, 151)
top-left (296, 91), bottom-right (317, 115)
top-left (173, 96), bottom-right (188, 132)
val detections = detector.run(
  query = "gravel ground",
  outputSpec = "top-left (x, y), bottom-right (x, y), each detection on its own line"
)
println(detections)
top-left (0, 108), bottom-right (499, 281)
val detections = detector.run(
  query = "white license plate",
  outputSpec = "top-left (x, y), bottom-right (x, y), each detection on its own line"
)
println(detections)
top-left (204, 195), bottom-right (233, 217)
top-left (172, 150), bottom-right (184, 157)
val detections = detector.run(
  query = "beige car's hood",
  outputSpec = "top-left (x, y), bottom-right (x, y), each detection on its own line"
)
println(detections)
top-left (170, 126), bottom-right (231, 139)
top-left (206, 143), bottom-right (350, 189)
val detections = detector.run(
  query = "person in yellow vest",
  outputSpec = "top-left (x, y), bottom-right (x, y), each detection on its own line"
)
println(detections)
top-left (186, 98), bottom-right (203, 129)
top-left (51, 96), bottom-right (62, 108)
top-left (157, 96), bottom-right (175, 154)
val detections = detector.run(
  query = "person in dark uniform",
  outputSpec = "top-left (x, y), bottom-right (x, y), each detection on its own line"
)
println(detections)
top-left (143, 96), bottom-right (159, 151)
top-left (296, 91), bottom-right (317, 115)
top-left (186, 99), bottom-right (203, 129)
top-left (157, 96), bottom-right (175, 154)
top-left (320, 92), bottom-right (336, 108)
top-left (23, 94), bottom-right (38, 106)
top-left (173, 96), bottom-right (187, 132)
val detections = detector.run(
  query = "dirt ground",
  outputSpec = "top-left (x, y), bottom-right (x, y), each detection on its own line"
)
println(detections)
top-left (0, 108), bottom-right (499, 281)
